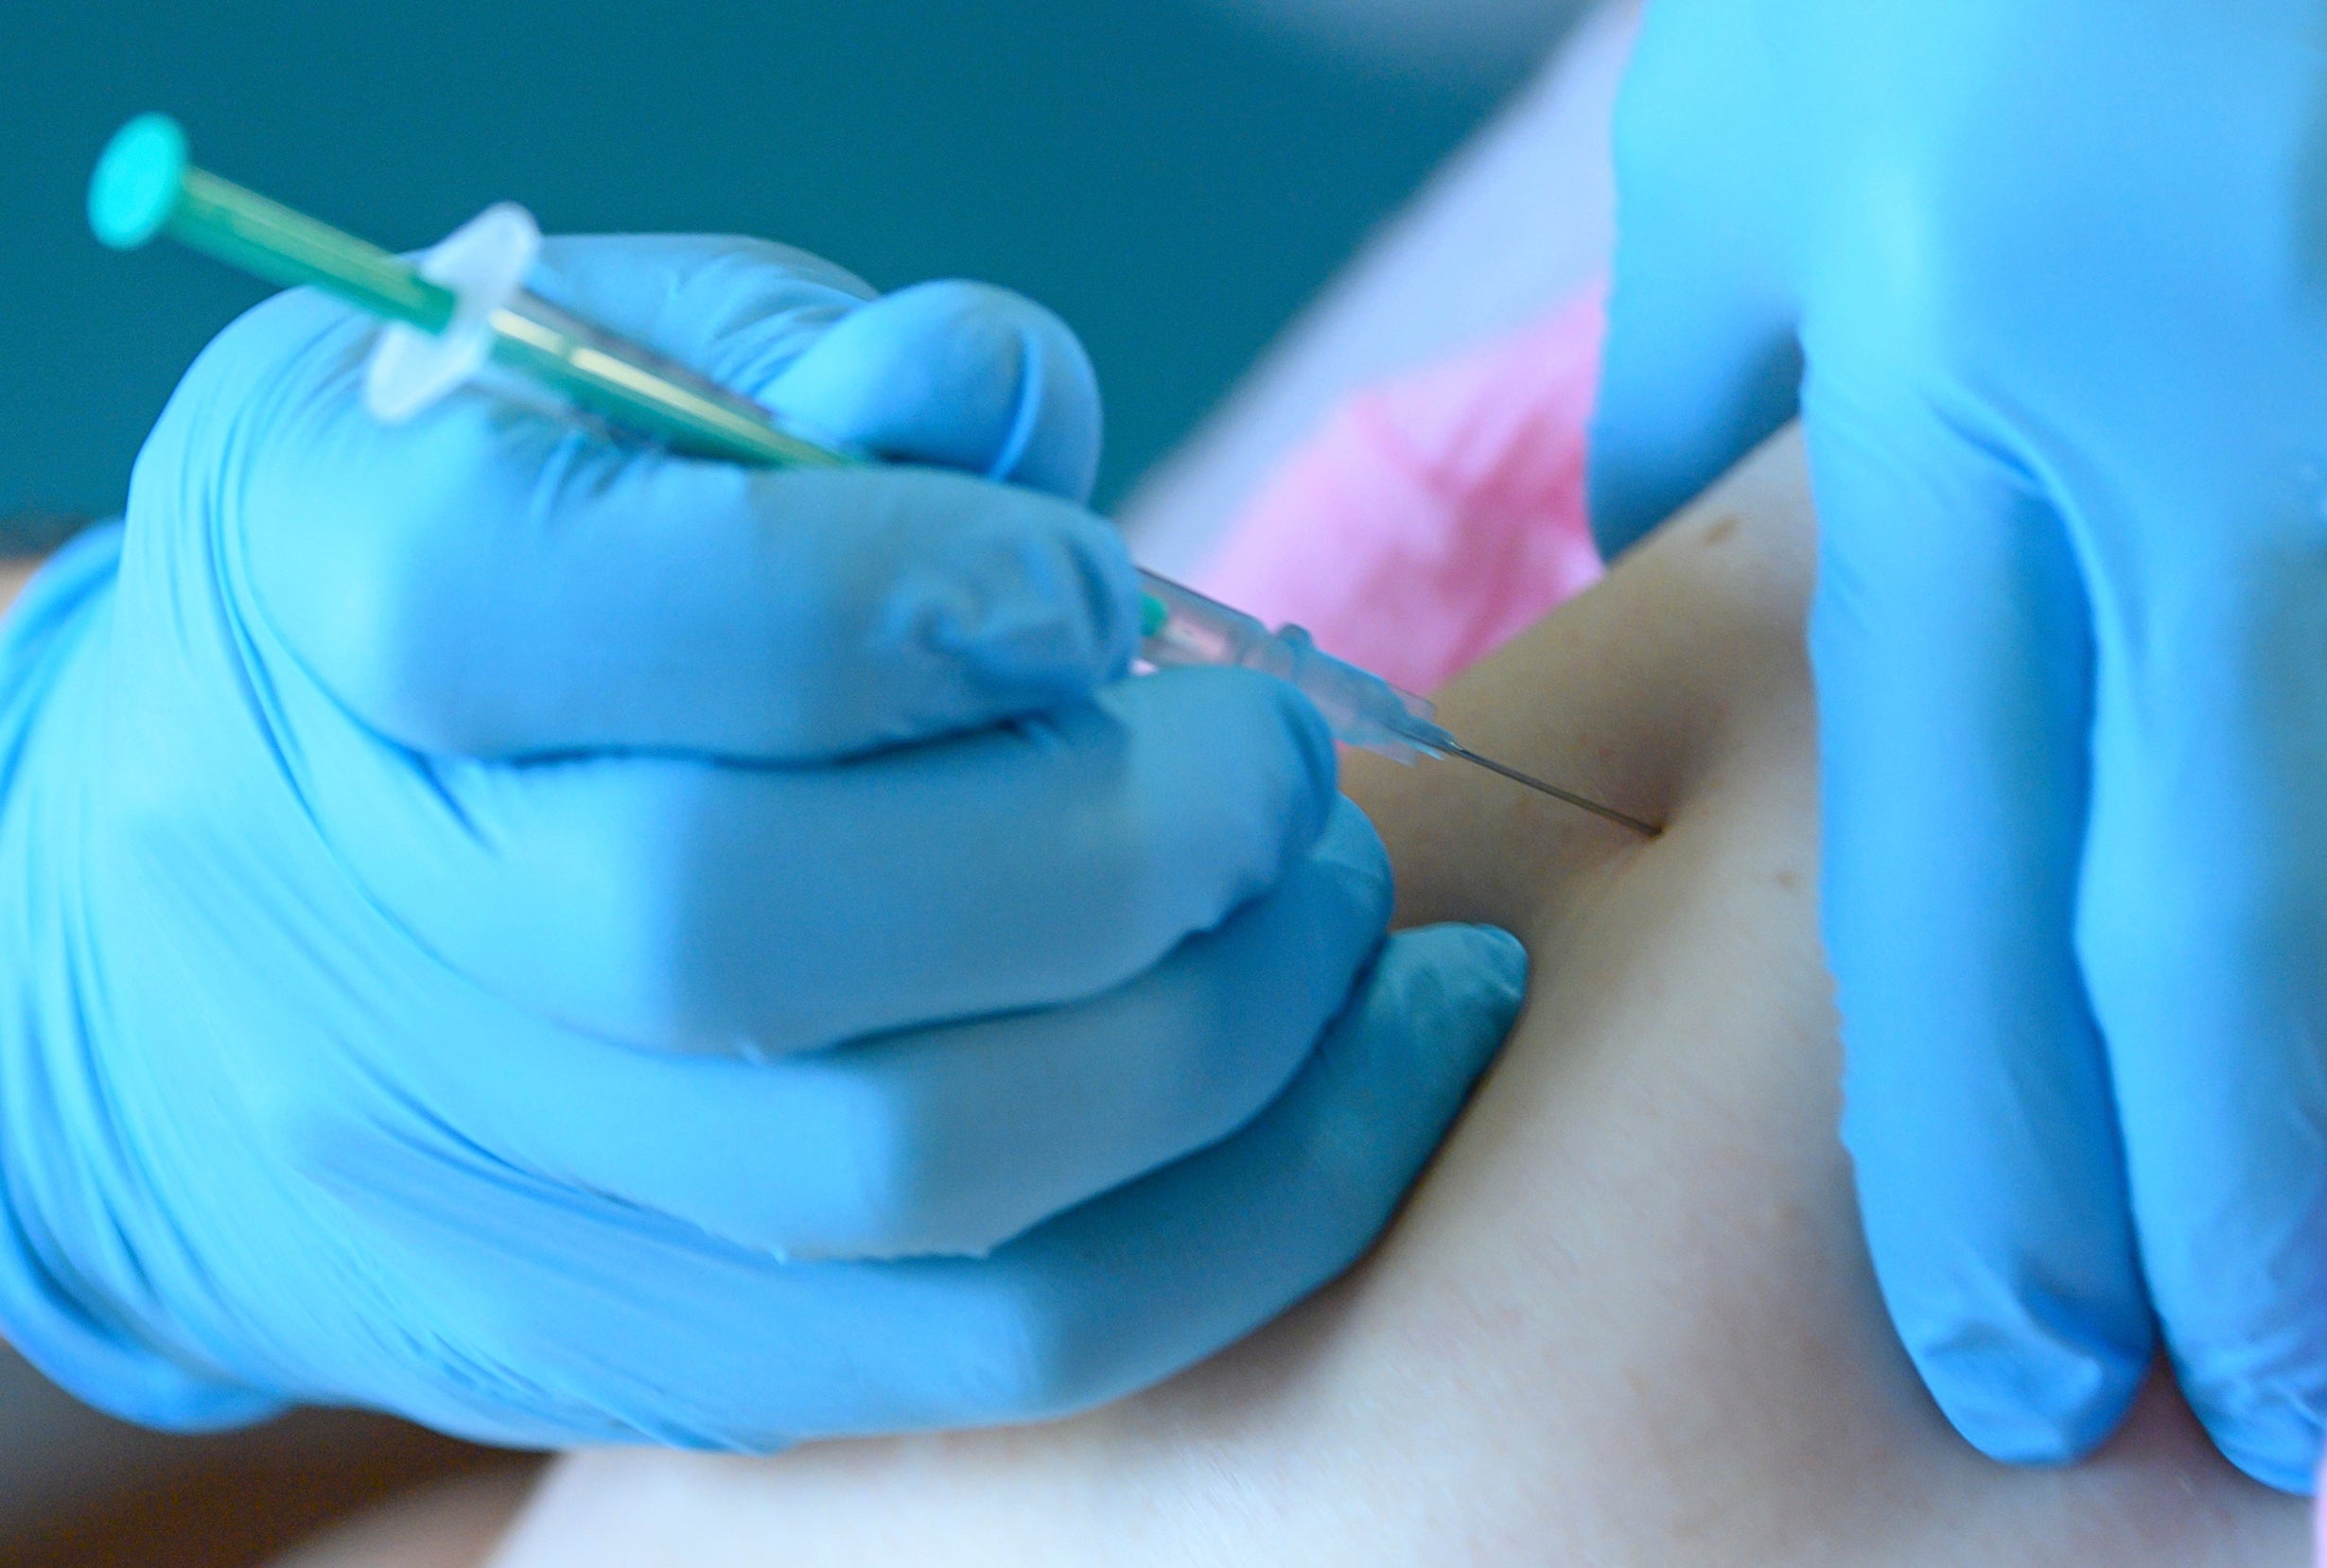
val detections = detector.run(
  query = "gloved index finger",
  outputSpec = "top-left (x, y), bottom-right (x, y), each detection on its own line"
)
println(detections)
top-left (2073, 457), bottom-right (2327, 1492)
top-left (1807, 398), bottom-right (2155, 1466)
top-left (756, 277), bottom-right (1104, 504)
top-left (520, 241), bottom-right (1103, 504)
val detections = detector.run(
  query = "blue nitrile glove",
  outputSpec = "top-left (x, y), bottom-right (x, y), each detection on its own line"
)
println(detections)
top-left (1590, 0), bottom-right (2327, 1492)
top-left (0, 235), bottom-right (1527, 1449)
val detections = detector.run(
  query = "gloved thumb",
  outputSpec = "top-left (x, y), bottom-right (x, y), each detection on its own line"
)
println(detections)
top-left (514, 237), bottom-right (1101, 499)
top-left (763, 280), bottom-right (1104, 504)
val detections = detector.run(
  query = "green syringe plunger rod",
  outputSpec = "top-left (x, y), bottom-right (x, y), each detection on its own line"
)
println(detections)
top-left (90, 114), bottom-right (459, 333)
top-left (88, 113), bottom-right (846, 471)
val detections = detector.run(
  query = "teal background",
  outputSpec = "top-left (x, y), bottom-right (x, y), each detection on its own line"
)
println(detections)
top-left (2, 1), bottom-right (1532, 515)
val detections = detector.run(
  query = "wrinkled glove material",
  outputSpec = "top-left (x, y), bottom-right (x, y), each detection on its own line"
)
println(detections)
top-left (1592, 0), bottom-right (2327, 1493)
top-left (0, 235), bottom-right (1527, 1448)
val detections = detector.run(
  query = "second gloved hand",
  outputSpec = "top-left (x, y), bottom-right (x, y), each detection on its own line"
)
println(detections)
top-left (0, 235), bottom-right (1526, 1447)
top-left (1591, 0), bottom-right (2327, 1491)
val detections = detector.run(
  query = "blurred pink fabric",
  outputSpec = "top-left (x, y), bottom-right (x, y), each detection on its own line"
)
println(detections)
top-left (1188, 282), bottom-right (1607, 694)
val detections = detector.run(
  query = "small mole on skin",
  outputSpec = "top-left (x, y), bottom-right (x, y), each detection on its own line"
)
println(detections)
top-left (1702, 514), bottom-right (1740, 547)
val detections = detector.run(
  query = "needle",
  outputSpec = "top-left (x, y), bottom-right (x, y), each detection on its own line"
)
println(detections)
top-left (1434, 741), bottom-right (1661, 837)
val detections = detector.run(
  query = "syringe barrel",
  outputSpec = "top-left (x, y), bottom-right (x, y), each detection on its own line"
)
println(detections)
top-left (1259, 624), bottom-right (1447, 761)
top-left (1134, 569), bottom-right (1447, 762)
top-left (1136, 570), bottom-right (1273, 671)
top-left (488, 290), bottom-right (854, 470)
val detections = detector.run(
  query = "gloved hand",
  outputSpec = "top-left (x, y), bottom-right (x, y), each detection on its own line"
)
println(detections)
top-left (0, 235), bottom-right (1526, 1449)
top-left (1590, 0), bottom-right (2327, 1492)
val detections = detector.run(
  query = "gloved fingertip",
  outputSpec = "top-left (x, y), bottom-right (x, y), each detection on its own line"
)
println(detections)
top-left (1475, 922), bottom-right (1531, 993)
top-left (2208, 1426), bottom-right (2319, 1497)
top-left (1271, 699), bottom-right (1350, 862)
top-left (1366, 923), bottom-right (1530, 1089)
top-left (764, 280), bottom-right (1102, 501)
top-left (2183, 1380), bottom-right (2325, 1495)
top-left (904, 493), bottom-right (1142, 710)
top-left (1255, 675), bottom-right (1342, 831)
top-left (1432, 924), bottom-right (1531, 1065)
top-left (1134, 666), bottom-right (1347, 858)
top-left (1308, 795), bottom-right (1391, 885)
top-left (1264, 804), bottom-right (1392, 968)
top-left (1910, 1314), bottom-right (2148, 1467)
top-left (982, 302), bottom-right (1102, 501)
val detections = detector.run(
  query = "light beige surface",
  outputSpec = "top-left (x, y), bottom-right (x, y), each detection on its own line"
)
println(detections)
top-left (270, 1472), bottom-right (540, 1568)
top-left (0, 558), bottom-right (38, 620)
top-left (464, 431), bottom-right (2306, 1566)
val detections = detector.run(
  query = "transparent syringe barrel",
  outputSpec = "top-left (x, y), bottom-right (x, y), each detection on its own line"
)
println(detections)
top-left (1135, 569), bottom-right (1450, 762)
top-left (487, 290), bottom-right (854, 470)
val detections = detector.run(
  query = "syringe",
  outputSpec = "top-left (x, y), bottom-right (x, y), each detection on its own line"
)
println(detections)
top-left (1133, 575), bottom-right (1655, 831)
top-left (87, 113), bottom-right (1656, 836)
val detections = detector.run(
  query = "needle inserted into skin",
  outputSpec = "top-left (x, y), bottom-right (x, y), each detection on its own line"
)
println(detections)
top-left (1435, 741), bottom-right (1661, 836)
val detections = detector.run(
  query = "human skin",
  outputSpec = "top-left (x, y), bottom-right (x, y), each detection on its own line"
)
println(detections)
top-left (0, 558), bottom-right (38, 618)
top-left (451, 428), bottom-right (2304, 1567)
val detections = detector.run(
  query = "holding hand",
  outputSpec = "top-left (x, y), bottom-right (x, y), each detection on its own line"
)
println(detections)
top-left (0, 235), bottom-right (1524, 1447)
